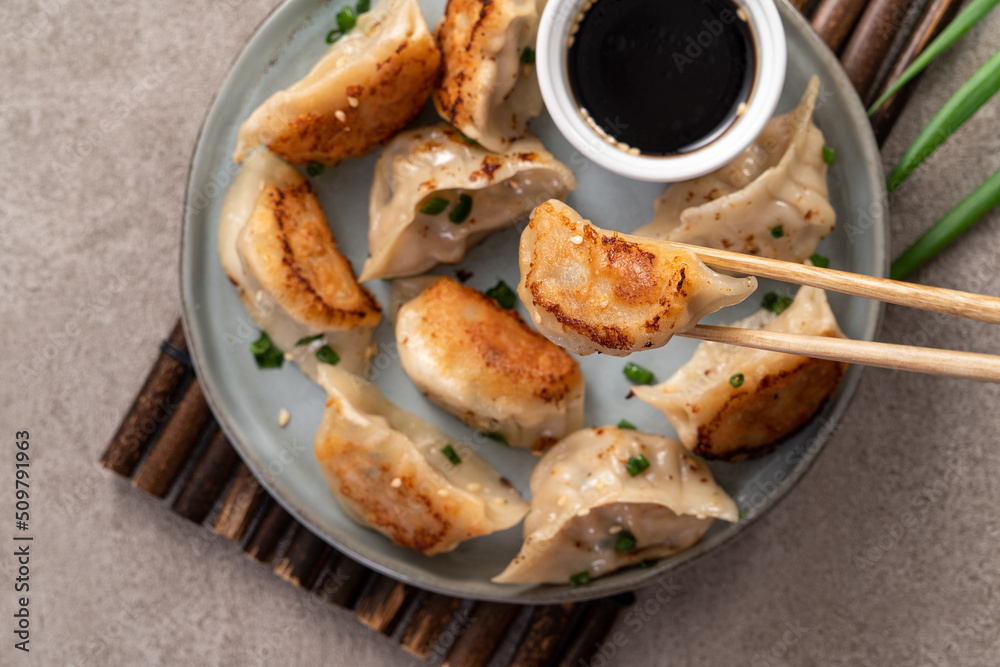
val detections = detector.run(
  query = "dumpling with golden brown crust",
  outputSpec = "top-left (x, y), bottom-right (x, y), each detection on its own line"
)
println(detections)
top-left (395, 277), bottom-right (584, 451)
top-left (633, 286), bottom-right (846, 460)
top-left (233, 0), bottom-right (441, 166)
top-left (518, 200), bottom-right (757, 357)
top-left (314, 365), bottom-right (529, 555)
top-left (219, 149), bottom-right (381, 379)
top-left (434, 0), bottom-right (543, 152)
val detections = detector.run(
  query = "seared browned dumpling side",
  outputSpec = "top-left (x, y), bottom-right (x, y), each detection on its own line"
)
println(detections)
top-left (633, 286), bottom-right (847, 461)
top-left (314, 365), bottom-right (528, 555)
top-left (395, 277), bottom-right (584, 451)
top-left (219, 149), bottom-right (381, 379)
top-left (233, 0), bottom-right (441, 166)
top-left (518, 200), bottom-right (757, 356)
top-left (434, 0), bottom-right (543, 152)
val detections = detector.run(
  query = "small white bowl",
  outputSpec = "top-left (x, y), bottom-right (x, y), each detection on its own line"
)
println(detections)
top-left (537, 0), bottom-right (787, 182)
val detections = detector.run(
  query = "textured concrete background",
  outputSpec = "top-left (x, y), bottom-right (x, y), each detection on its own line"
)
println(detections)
top-left (2, 0), bottom-right (1000, 664)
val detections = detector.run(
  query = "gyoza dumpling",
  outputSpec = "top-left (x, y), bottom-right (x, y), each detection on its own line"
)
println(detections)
top-left (233, 0), bottom-right (441, 166)
top-left (493, 427), bottom-right (737, 584)
top-left (219, 149), bottom-right (381, 379)
top-left (395, 277), bottom-right (584, 450)
top-left (519, 200), bottom-right (757, 356)
top-left (634, 77), bottom-right (835, 263)
top-left (359, 124), bottom-right (575, 281)
top-left (434, 0), bottom-right (543, 152)
top-left (633, 286), bottom-right (846, 460)
top-left (314, 365), bottom-right (529, 555)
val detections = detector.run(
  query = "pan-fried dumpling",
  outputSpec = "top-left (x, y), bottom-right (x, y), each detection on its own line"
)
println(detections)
top-left (633, 286), bottom-right (846, 460)
top-left (314, 365), bottom-right (529, 555)
top-left (634, 77), bottom-right (835, 263)
top-left (219, 149), bottom-right (381, 379)
top-left (518, 200), bottom-right (757, 356)
top-left (233, 0), bottom-right (441, 166)
top-left (359, 124), bottom-right (575, 281)
top-left (434, 0), bottom-right (543, 152)
top-left (493, 427), bottom-right (737, 584)
top-left (395, 277), bottom-right (584, 450)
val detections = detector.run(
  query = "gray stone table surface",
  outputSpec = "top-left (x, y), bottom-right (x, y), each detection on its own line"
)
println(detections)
top-left (2, 0), bottom-right (1000, 664)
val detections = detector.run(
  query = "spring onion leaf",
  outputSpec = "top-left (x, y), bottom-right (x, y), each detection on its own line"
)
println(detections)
top-left (761, 292), bottom-right (793, 314)
top-left (520, 47), bottom-right (535, 64)
top-left (625, 454), bottom-right (650, 477)
top-left (441, 444), bottom-right (462, 465)
top-left (868, 0), bottom-right (1000, 113)
top-left (569, 571), bottom-right (591, 586)
top-left (891, 164), bottom-right (1000, 279)
top-left (419, 196), bottom-right (449, 215)
top-left (250, 332), bottom-right (284, 369)
top-left (486, 280), bottom-right (516, 309)
top-left (887, 47), bottom-right (1000, 193)
top-left (337, 6), bottom-right (357, 32)
top-left (623, 362), bottom-right (654, 384)
top-left (770, 224), bottom-right (784, 238)
top-left (809, 253), bottom-right (829, 268)
top-left (306, 162), bottom-right (325, 177)
top-left (326, 29), bottom-right (342, 43)
top-left (458, 131), bottom-right (479, 146)
top-left (639, 559), bottom-right (657, 568)
top-left (730, 373), bottom-right (744, 388)
top-left (617, 419), bottom-right (637, 430)
top-left (295, 334), bottom-right (324, 346)
top-left (481, 431), bottom-right (509, 446)
top-left (823, 145), bottom-right (835, 165)
top-left (316, 345), bottom-right (340, 365)
top-left (357, 0), bottom-right (370, 13)
top-left (615, 531), bottom-right (637, 553)
top-left (448, 194), bottom-right (473, 223)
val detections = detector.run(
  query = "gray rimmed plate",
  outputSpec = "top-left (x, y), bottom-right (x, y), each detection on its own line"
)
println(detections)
top-left (180, 0), bottom-right (886, 603)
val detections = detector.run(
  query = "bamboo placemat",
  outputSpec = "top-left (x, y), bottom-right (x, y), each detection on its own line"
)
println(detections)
top-left (100, 1), bottom-right (950, 662)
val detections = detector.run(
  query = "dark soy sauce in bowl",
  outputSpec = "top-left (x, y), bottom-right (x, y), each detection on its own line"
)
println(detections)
top-left (567, 0), bottom-right (756, 156)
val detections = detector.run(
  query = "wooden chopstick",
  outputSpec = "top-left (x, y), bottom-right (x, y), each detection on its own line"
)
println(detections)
top-left (680, 325), bottom-right (1000, 383)
top-left (671, 242), bottom-right (1000, 325)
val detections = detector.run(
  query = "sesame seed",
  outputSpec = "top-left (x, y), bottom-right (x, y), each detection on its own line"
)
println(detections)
top-left (438, 488), bottom-right (449, 497)
top-left (334, 109), bottom-right (347, 123)
top-left (609, 525), bottom-right (623, 534)
top-left (557, 495), bottom-right (568, 507)
top-left (628, 147), bottom-right (640, 156)
top-left (736, 102), bottom-right (748, 116)
top-left (390, 477), bottom-right (402, 488)
top-left (467, 482), bottom-right (483, 493)
top-left (347, 95), bottom-right (359, 107)
top-left (569, 235), bottom-right (583, 245)
top-left (577, 508), bottom-right (590, 517)
top-left (493, 497), bottom-right (506, 505)
top-left (278, 409), bottom-right (290, 427)
top-left (283, 352), bottom-right (295, 361)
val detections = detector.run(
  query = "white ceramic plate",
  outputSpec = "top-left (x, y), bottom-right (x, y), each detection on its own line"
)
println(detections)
top-left (181, 0), bottom-right (886, 603)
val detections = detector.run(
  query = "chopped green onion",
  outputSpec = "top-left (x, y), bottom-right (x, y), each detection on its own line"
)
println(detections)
top-left (822, 145), bottom-right (835, 165)
top-left (770, 224), bottom-right (784, 238)
top-left (296, 334), bottom-right (324, 346)
top-left (868, 0), bottom-right (1000, 113)
top-left (306, 162), bottom-right (325, 177)
top-left (569, 571), bottom-right (591, 587)
top-left (887, 47), bottom-right (1000, 193)
top-left (356, 0), bottom-right (371, 13)
top-left (761, 292), bottom-right (793, 315)
top-left (250, 332), bottom-right (284, 369)
top-left (615, 531), bottom-right (637, 553)
top-left (738, 511), bottom-right (747, 519)
top-left (419, 196), bottom-right (449, 215)
top-left (458, 131), bottom-right (479, 146)
top-left (316, 345), bottom-right (340, 366)
top-left (326, 29), bottom-right (342, 43)
top-left (448, 194), bottom-right (473, 223)
top-left (809, 253), bottom-right (829, 268)
top-left (481, 431), bottom-right (509, 446)
top-left (891, 164), bottom-right (1000, 279)
top-left (441, 444), bottom-right (462, 465)
top-left (639, 559), bottom-right (657, 569)
top-left (624, 454), bottom-right (650, 477)
top-left (520, 47), bottom-right (535, 64)
top-left (617, 419), bottom-right (637, 430)
top-left (623, 362), bottom-right (654, 384)
top-left (729, 373), bottom-right (744, 388)
top-left (337, 6), bottom-right (357, 32)
top-left (486, 280), bottom-right (517, 309)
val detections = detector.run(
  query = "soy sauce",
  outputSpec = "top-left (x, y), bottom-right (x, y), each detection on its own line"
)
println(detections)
top-left (567, 0), bottom-right (756, 155)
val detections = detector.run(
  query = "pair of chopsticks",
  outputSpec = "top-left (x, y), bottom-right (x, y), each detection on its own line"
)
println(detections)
top-left (670, 243), bottom-right (1000, 383)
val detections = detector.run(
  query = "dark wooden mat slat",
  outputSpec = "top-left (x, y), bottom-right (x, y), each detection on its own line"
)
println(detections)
top-left (811, 0), bottom-right (871, 52)
top-left (355, 577), bottom-right (419, 634)
top-left (509, 604), bottom-right (577, 667)
top-left (102, 321), bottom-right (190, 477)
top-left (132, 378), bottom-right (214, 498)
top-left (442, 602), bottom-right (521, 667)
top-left (273, 524), bottom-right (333, 589)
top-left (840, 0), bottom-right (925, 101)
top-left (401, 593), bottom-right (464, 659)
top-left (173, 429), bottom-right (241, 523)
top-left (212, 463), bottom-right (267, 542)
top-left (315, 554), bottom-right (373, 609)
top-left (554, 600), bottom-right (623, 667)
top-left (244, 501), bottom-right (293, 564)
top-left (868, 0), bottom-right (965, 144)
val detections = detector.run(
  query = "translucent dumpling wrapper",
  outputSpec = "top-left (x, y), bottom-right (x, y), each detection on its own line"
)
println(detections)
top-left (395, 276), bottom-right (585, 450)
top-left (314, 365), bottom-right (529, 555)
top-left (434, 0), bottom-right (544, 152)
top-left (493, 427), bottom-right (738, 584)
top-left (233, 0), bottom-right (441, 166)
top-left (218, 148), bottom-right (381, 379)
top-left (518, 200), bottom-right (757, 356)
top-left (633, 286), bottom-right (847, 460)
top-left (634, 77), bottom-right (835, 263)
top-left (359, 123), bottom-right (575, 281)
